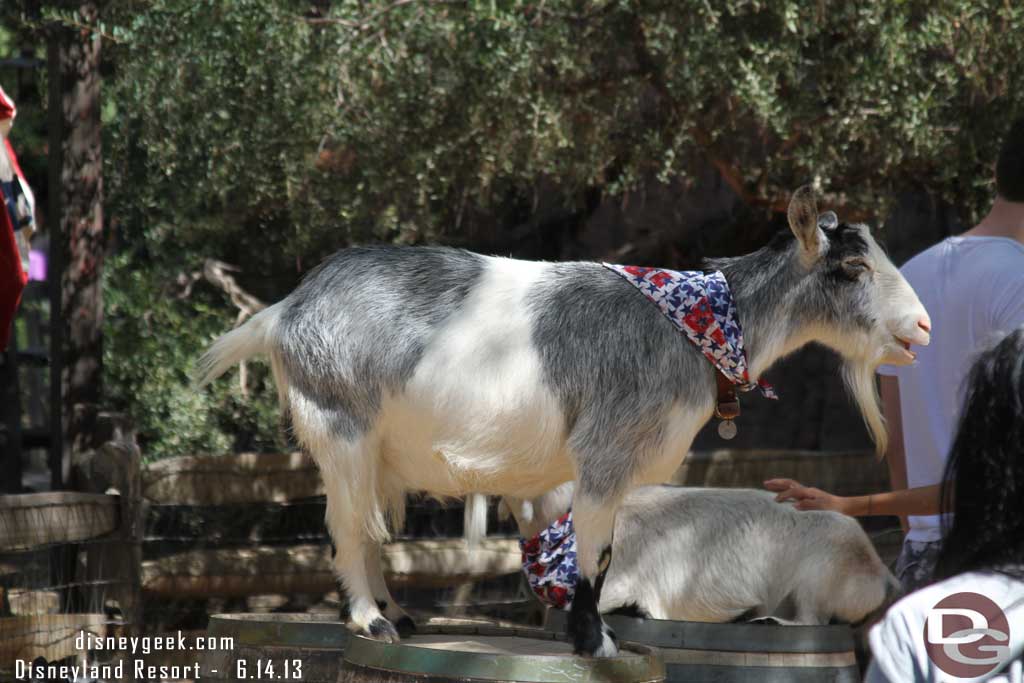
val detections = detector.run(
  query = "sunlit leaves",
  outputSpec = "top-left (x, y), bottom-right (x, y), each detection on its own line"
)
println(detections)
top-left (96, 0), bottom-right (1024, 456)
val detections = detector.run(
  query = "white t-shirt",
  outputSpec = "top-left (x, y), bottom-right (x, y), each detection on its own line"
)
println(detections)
top-left (878, 236), bottom-right (1024, 542)
top-left (866, 570), bottom-right (1024, 683)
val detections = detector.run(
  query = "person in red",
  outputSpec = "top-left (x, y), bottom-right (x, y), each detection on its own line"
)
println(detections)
top-left (0, 84), bottom-right (35, 350)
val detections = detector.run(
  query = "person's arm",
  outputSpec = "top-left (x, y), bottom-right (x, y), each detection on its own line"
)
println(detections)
top-left (880, 375), bottom-right (910, 534)
top-left (763, 479), bottom-right (943, 517)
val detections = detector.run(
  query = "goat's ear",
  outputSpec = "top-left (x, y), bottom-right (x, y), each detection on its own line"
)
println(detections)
top-left (788, 185), bottom-right (823, 260)
top-left (496, 499), bottom-right (511, 521)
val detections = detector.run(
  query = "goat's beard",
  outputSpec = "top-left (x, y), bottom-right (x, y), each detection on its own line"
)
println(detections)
top-left (843, 361), bottom-right (887, 457)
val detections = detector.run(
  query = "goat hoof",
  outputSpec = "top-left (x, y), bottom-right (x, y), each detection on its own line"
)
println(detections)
top-left (365, 616), bottom-right (400, 643)
top-left (396, 615), bottom-right (417, 638)
top-left (592, 624), bottom-right (619, 657)
top-left (580, 623), bottom-right (618, 658)
top-left (571, 618), bottom-right (618, 657)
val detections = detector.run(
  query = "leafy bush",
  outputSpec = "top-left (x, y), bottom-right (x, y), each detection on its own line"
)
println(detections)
top-left (88, 0), bottom-right (1024, 457)
top-left (103, 251), bottom-right (288, 461)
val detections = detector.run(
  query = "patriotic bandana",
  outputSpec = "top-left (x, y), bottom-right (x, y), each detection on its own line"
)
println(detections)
top-left (603, 264), bottom-right (777, 400)
top-left (519, 511), bottom-right (578, 610)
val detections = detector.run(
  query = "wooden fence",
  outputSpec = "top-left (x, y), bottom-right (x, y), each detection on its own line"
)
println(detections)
top-left (138, 452), bottom-right (523, 602)
top-left (0, 414), bottom-right (142, 669)
top-left (0, 492), bottom-right (122, 666)
top-left (1, 419), bottom-right (898, 673)
top-left (0, 418), bottom-right (524, 671)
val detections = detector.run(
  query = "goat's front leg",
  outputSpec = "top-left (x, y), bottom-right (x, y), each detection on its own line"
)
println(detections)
top-left (365, 541), bottom-right (416, 636)
top-left (568, 489), bottom-right (622, 657)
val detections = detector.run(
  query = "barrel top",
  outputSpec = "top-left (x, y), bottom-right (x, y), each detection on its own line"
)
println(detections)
top-left (208, 613), bottom-right (348, 650)
top-left (545, 610), bottom-right (855, 654)
top-left (344, 624), bottom-right (664, 683)
top-left (206, 614), bottom-right (519, 651)
top-left (404, 634), bottom-right (578, 656)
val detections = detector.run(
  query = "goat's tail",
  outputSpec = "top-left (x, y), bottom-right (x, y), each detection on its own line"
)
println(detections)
top-left (194, 302), bottom-right (285, 389)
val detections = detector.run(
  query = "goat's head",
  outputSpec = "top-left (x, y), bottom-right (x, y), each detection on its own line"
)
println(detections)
top-left (782, 186), bottom-right (931, 452)
top-left (785, 186), bottom-right (931, 366)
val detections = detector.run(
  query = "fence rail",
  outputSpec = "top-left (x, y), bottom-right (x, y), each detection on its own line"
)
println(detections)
top-left (0, 492), bottom-right (119, 552)
top-left (142, 452), bottom-right (322, 505)
top-left (1, 427), bottom-right (895, 674)
top-left (141, 447), bottom-right (892, 507)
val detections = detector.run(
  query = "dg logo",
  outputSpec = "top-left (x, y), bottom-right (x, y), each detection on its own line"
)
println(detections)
top-left (925, 591), bottom-right (1012, 679)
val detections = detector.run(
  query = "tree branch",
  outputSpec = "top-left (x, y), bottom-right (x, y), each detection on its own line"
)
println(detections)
top-left (201, 259), bottom-right (266, 319)
top-left (627, 12), bottom-right (791, 215)
top-left (188, 260), bottom-right (267, 397)
top-left (301, 0), bottom-right (466, 32)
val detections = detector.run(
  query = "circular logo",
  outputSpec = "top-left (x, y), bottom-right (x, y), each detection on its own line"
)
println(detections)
top-left (924, 592), bottom-right (1011, 679)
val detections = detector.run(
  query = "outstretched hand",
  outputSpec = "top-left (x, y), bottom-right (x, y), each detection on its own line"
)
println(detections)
top-left (763, 478), bottom-right (848, 513)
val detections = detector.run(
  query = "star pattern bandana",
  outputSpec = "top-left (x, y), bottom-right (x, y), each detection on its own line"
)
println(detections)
top-left (603, 264), bottom-right (777, 399)
top-left (519, 511), bottom-right (578, 610)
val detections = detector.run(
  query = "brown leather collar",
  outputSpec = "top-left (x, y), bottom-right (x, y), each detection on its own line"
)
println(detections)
top-left (714, 370), bottom-right (741, 420)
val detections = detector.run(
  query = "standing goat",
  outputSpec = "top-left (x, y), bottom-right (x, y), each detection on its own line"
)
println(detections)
top-left (501, 483), bottom-right (900, 625)
top-left (195, 188), bottom-right (930, 656)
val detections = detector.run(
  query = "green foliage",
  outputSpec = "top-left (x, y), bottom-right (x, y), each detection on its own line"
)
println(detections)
top-left (106, 0), bottom-right (1024, 241)
top-left (103, 250), bottom-right (288, 461)
top-left (0, 22), bottom-right (12, 54)
top-left (91, 0), bottom-right (1024, 457)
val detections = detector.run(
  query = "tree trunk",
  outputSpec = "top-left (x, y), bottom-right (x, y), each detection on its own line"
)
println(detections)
top-left (48, 3), bottom-right (104, 487)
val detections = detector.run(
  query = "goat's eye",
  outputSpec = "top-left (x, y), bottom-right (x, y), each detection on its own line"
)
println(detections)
top-left (842, 257), bottom-right (871, 274)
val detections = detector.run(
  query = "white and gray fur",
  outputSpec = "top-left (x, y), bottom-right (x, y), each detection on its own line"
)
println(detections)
top-left (194, 188), bottom-right (930, 656)
top-left (501, 483), bottom-right (901, 625)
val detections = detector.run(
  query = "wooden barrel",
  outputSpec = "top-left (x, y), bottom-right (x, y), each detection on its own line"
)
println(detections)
top-left (202, 613), bottom-right (349, 682)
top-left (545, 610), bottom-right (859, 683)
top-left (340, 622), bottom-right (664, 683)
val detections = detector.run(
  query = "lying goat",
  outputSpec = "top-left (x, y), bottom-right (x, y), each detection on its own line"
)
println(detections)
top-left (502, 484), bottom-right (900, 625)
top-left (195, 187), bottom-right (930, 656)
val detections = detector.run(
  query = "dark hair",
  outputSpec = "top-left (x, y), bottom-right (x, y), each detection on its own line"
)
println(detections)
top-left (934, 326), bottom-right (1024, 580)
top-left (995, 117), bottom-right (1024, 202)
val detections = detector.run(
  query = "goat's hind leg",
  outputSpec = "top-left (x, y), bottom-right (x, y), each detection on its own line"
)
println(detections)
top-left (366, 541), bottom-right (416, 636)
top-left (569, 489), bottom-right (622, 657)
top-left (302, 424), bottom-right (399, 642)
top-left (322, 484), bottom-right (400, 641)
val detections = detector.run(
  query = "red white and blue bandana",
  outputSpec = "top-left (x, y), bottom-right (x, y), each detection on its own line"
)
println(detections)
top-left (520, 511), bottom-right (578, 610)
top-left (603, 264), bottom-right (777, 399)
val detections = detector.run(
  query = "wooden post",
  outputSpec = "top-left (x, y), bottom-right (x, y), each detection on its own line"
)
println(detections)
top-left (46, 3), bottom-right (105, 490)
top-left (72, 412), bottom-right (143, 632)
